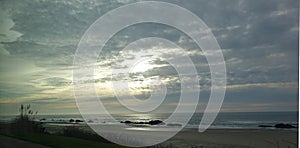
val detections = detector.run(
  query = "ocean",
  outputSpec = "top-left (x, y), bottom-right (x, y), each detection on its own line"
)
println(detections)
top-left (1, 111), bottom-right (298, 130)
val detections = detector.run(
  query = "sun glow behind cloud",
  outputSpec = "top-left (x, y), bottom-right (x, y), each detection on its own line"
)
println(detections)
top-left (0, 0), bottom-right (298, 114)
top-left (94, 48), bottom-right (174, 100)
top-left (130, 58), bottom-right (154, 73)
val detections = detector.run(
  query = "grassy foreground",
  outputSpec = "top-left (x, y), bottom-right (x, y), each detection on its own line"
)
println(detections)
top-left (0, 131), bottom-right (123, 148)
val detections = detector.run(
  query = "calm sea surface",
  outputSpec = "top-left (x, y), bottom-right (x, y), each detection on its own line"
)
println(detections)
top-left (1, 112), bottom-right (298, 129)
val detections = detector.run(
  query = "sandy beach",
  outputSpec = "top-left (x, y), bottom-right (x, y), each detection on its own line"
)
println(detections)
top-left (62, 124), bottom-right (298, 147)
top-left (163, 128), bottom-right (298, 148)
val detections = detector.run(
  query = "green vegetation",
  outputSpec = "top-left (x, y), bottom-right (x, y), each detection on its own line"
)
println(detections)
top-left (0, 104), bottom-right (123, 148)
top-left (0, 131), bottom-right (122, 148)
top-left (10, 104), bottom-right (45, 133)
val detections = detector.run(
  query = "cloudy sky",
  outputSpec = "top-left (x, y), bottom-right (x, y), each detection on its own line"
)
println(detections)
top-left (0, 0), bottom-right (298, 115)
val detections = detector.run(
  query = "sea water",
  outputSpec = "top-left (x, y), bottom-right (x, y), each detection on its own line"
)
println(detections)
top-left (1, 111), bottom-right (298, 129)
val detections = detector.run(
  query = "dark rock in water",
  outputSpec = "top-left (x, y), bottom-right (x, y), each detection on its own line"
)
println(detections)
top-left (40, 118), bottom-right (46, 121)
top-left (75, 119), bottom-right (84, 123)
top-left (125, 121), bottom-right (133, 124)
top-left (121, 120), bottom-right (133, 124)
top-left (120, 120), bottom-right (165, 125)
top-left (149, 120), bottom-right (164, 125)
top-left (274, 123), bottom-right (296, 129)
top-left (69, 119), bottom-right (74, 123)
top-left (258, 125), bottom-right (273, 128)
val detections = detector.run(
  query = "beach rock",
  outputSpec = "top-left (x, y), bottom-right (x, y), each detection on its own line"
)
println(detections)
top-left (274, 123), bottom-right (296, 129)
top-left (149, 120), bottom-right (164, 125)
top-left (75, 119), bottom-right (84, 123)
top-left (137, 122), bottom-right (146, 124)
top-left (40, 118), bottom-right (46, 121)
top-left (69, 119), bottom-right (74, 123)
top-left (121, 120), bottom-right (133, 124)
top-left (120, 120), bottom-right (165, 125)
top-left (258, 125), bottom-right (273, 128)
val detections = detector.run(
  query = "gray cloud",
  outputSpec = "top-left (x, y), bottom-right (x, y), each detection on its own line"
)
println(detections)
top-left (0, 0), bottom-right (298, 114)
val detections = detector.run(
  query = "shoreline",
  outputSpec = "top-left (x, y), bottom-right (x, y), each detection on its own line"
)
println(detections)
top-left (42, 121), bottom-right (298, 131)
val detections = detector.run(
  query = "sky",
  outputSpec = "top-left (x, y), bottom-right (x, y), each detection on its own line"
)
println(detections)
top-left (0, 0), bottom-right (299, 115)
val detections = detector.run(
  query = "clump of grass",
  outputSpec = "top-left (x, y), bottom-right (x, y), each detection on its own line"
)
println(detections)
top-left (10, 104), bottom-right (45, 133)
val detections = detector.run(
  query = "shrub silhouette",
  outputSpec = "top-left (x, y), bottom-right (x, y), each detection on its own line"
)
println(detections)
top-left (11, 104), bottom-right (45, 133)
